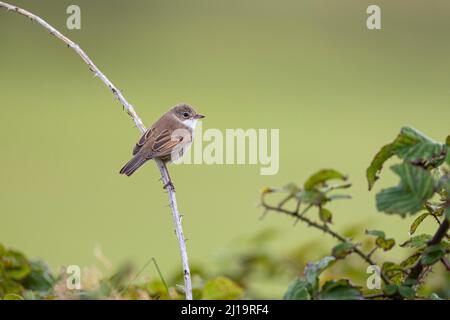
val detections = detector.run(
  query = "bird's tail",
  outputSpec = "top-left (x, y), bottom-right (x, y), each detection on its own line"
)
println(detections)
top-left (119, 154), bottom-right (148, 176)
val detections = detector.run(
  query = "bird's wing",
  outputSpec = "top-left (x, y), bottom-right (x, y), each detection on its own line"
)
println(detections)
top-left (133, 128), bottom-right (184, 159)
top-left (133, 127), bottom-right (155, 155)
top-left (150, 129), bottom-right (184, 158)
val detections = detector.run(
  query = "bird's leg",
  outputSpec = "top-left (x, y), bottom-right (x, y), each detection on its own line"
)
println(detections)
top-left (162, 161), bottom-right (175, 191)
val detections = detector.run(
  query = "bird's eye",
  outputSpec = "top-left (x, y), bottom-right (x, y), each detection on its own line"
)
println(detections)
top-left (183, 112), bottom-right (189, 118)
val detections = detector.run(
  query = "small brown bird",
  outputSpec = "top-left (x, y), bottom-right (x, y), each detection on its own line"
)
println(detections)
top-left (120, 104), bottom-right (205, 181)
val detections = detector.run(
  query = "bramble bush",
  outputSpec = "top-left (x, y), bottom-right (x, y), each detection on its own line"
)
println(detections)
top-left (262, 126), bottom-right (450, 300)
top-left (1, 126), bottom-right (449, 300)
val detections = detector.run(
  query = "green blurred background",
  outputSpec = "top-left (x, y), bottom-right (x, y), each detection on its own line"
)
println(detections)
top-left (1, 0), bottom-right (450, 296)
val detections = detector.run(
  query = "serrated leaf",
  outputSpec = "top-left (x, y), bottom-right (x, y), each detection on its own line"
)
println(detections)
top-left (319, 279), bottom-right (362, 300)
top-left (400, 251), bottom-right (422, 268)
top-left (396, 142), bottom-right (446, 167)
top-left (319, 208), bottom-right (332, 224)
top-left (409, 212), bottom-right (430, 235)
top-left (421, 244), bottom-right (445, 265)
top-left (202, 276), bottom-right (244, 300)
top-left (400, 234), bottom-right (432, 248)
top-left (376, 163), bottom-right (435, 216)
top-left (331, 242), bottom-right (354, 259)
top-left (367, 126), bottom-right (445, 190)
top-left (365, 230), bottom-right (386, 238)
top-left (382, 262), bottom-right (404, 284)
top-left (283, 278), bottom-right (311, 300)
top-left (304, 169), bottom-right (347, 191)
top-left (375, 237), bottom-right (395, 251)
top-left (304, 256), bottom-right (336, 291)
top-left (398, 285), bottom-right (416, 299)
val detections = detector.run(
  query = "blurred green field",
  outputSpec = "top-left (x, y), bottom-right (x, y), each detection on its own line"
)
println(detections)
top-left (1, 0), bottom-right (450, 297)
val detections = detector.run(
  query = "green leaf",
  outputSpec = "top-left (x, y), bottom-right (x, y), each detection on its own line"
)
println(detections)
top-left (421, 244), bottom-right (445, 265)
top-left (365, 230), bottom-right (386, 238)
top-left (304, 169), bottom-right (347, 191)
top-left (376, 163), bottom-right (435, 216)
top-left (331, 242), bottom-right (354, 259)
top-left (319, 279), bottom-right (362, 300)
top-left (400, 251), bottom-right (422, 268)
top-left (283, 278), bottom-right (311, 300)
top-left (202, 276), bottom-right (244, 300)
top-left (304, 256), bottom-right (336, 291)
top-left (409, 212), bottom-right (430, 235)
top-left (400, 234), bottom-right (432, 248)
top-left (366, 230), bottom-right (395, 251)
top-left (398, 286), bottom-right (416, 299)
top-left (396, 142), bottom-right (446, 167)
top-left (383, 284), bottom-right (398, 296)
top-left (382, 262), bottom-right (404, 284)
top-left (295, 190), bottom-right (325, 206)
top-left (319, 208), bottom-right (332, 224)
top-left (3, 293), bottom-right (24, 300)
top-left (375, 237), bottom-right (396, 251)
top-left (440, 176), bottom-right (450, 197)
top-left (367, 126), bottom-right (446, 190)
top-left (22, 260), bottom-right (55, 293)
top-left (430, 292), bottom-right (444, 300)
top-left (439, 176), bottom-right (450, 195)
top-left (2, 250), bottom-right (31, 281)
top-left (403, 278), bottom-right (418, 287)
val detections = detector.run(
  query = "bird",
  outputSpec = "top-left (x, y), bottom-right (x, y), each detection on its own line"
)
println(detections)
top-left (119, 104), bottom-right (205, 187)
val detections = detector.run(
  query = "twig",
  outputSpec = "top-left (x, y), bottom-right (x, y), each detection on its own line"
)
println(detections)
top-left (261, 192), bottom-right (391, 284)
top-left (406, 218), bottom-right (450, 283)
top-left (0, 1), bottom-right (193, 300)
top-left (367, 247), bottom-right (378, 259)
top-left (440, 257), bottom-right (450, 272)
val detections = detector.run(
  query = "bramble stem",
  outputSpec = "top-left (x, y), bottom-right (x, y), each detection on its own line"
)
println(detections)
top-left (0, 1), bottom-right (193, 300)
top-left (261, 192), bottom-right (390, 284)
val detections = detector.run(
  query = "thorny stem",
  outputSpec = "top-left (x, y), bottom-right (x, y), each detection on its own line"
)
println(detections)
top-left (261, 192), bottom-right (391, 285)
top-left (0, 1), bottom-right (193, 299)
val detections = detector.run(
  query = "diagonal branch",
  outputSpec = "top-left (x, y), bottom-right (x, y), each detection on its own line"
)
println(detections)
top-left (261, 191), bottom-right (391, 284)
top-left (0, 1), bottom-right (193, 300)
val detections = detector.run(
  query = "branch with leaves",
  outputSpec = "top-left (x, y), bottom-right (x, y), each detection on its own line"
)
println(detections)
top-left (0, 1), bottom-right (193, 299)
top-left (261, 169), bottom-right (390, 299)
top-left (264, 127), bottom-right (450, 300)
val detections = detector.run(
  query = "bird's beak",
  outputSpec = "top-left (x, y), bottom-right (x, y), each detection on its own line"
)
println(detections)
top-left (194, 114), bottom-right (205, 119)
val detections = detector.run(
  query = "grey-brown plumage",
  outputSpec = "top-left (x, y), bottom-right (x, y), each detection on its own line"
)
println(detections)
top-left (120, 104), bottom-right (204, 176)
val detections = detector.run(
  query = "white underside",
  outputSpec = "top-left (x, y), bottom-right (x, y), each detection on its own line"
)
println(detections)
top-left (183, 118), bottom-right (198, 130)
